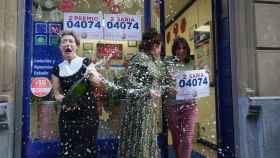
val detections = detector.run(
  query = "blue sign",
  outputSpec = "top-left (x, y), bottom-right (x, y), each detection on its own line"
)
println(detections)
top-left (35, 23), bottom-right (48, 34)
top-left (32, 22), bottom-right (63, 78)
top-left (34, 35), bottom-right (48, 46)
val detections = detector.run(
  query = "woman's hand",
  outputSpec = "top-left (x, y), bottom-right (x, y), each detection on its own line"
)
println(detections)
top-left (183, 97), bottom-right (198, 105)
top-left (150, 89), bottom-right (161, 98)
top-left (186, 90), bottom-right (198, 105)
top-left (86, 64), bottom-right (105, 87)
top-left (85, 63), bottom-right (98, 76)
top-left (52, 74), bottom-right (65, 103)
top-left (62, 105), bottom-right (78, 112)
top-left (150, 89), bottom-right (161, 107)
top-left (192, 90), bottom-right (198, 97)
top-left (55, 94), bottom-right (64, 103)
top-left (191, 97), bottom-right (198, 105)
top-left (168, 87), bottom-right (177, 96)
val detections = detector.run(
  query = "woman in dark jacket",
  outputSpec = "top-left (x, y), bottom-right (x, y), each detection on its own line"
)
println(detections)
top-left (52, 30), bottom-right (102, 158)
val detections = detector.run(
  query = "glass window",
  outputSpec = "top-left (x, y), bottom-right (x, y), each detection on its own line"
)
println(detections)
top-left (29, 0), bottom-right (217, 157)
top-left (0, 0), bottom-right (18, 157)
top-left (29, 1), bottom-right (157, 157)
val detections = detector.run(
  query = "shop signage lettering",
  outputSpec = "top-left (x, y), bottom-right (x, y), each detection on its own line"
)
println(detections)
top-left (32, 59), bottom-right (57, 77)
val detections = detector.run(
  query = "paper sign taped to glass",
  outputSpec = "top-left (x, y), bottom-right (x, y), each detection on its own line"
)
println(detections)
top-left (176, 69), bottom-right (210, 100)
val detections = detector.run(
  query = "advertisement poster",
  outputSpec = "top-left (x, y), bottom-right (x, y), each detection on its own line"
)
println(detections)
top-left (31, 21), bottom-right (63, 141)
top-left (33, 22), bottom-right (63, 80)
top-left (64, 12), bottom-right (103, 40)
top-left (96, 43), bottom-right (123, 59)
top-left (104, 14), bottom-right (141, 40)
top-left (176, 69), bottom-right (210, 100)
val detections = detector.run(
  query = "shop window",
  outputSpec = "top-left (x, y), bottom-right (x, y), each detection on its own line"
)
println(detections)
top-left (0, 0), bottom-right (18, 157)
top-left (27, 0), bottom-right (218, 158)
top-left (29, 0), bottom-right (161, 157)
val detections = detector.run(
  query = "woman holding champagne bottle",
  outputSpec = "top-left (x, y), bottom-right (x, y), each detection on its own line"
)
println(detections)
top-left (51, 30), bottom-right (103, 158)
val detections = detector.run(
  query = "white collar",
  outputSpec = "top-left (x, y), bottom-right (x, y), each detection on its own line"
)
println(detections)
top-left (58, 57), bottom-right (84, 77)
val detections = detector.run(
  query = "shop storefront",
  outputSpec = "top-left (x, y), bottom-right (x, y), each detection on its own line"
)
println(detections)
top-left (26, 1), bottom-right (153, 158)
top-left (6, 0), bottom-right (276, 158)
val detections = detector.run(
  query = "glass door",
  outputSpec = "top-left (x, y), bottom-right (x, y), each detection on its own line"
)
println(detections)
top-left (164, 0), bottom-right (217, 157)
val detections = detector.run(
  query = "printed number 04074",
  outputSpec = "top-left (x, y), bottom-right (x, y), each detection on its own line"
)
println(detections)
top-left (66, 21), bottom-right (101, 29)
top-left (106, 21), bottom-right (139, 30)
top-left (179, 77), bottom-right (208, 88)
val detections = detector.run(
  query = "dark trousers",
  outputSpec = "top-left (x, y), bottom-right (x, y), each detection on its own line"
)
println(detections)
top-left (59, 112), bottom-right (99, 158)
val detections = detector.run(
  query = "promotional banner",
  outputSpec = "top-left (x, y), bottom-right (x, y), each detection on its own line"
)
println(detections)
top-left (30, 22), bottom-right (63, 144)
top-left (32, 22), bottom-right (63, 97)
top-left (64, 12), bottom-right (103, 40)
top-left (104, 14), bottom-right (141, 40)
top-left (176, 69), bottom-right (210, 100)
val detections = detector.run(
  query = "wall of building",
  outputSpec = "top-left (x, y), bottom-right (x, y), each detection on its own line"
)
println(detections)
top-left (230, 0), bottom-right (280, 158)
top-left (254, 2), bottom-right (280, 95)
top-left (238, 97), bottom-right (280, 158)
top-left (231, 0), bottom-right (280, 96)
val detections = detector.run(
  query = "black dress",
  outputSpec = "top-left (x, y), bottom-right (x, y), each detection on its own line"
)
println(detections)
top-left (52, 57), bottom-right (99, 158)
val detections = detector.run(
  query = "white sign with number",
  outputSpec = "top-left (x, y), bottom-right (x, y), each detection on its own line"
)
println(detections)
top-left (176, 69), bottom-right (210, 100)
top-left (104, 14), bottom-right (141, 41)
top-left (64, 12), bottom-right (103, 40)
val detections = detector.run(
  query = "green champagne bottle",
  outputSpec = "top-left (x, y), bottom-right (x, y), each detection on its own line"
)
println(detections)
top-left (63, 77), bottom-right (91, 106)
top-left (70, 77), bottom-right (90, 97)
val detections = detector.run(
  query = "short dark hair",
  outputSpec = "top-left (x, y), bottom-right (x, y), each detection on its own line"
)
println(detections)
top-left (59, 30), bottom-right (80, 46)
top-left (138, 28), bottom-right (161, 54)
top-left (172, 37), bottom-right (191, 63)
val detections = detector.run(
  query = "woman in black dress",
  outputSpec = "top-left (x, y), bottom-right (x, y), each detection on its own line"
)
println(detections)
top-left (51, 30), bottom-right (102, 158)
